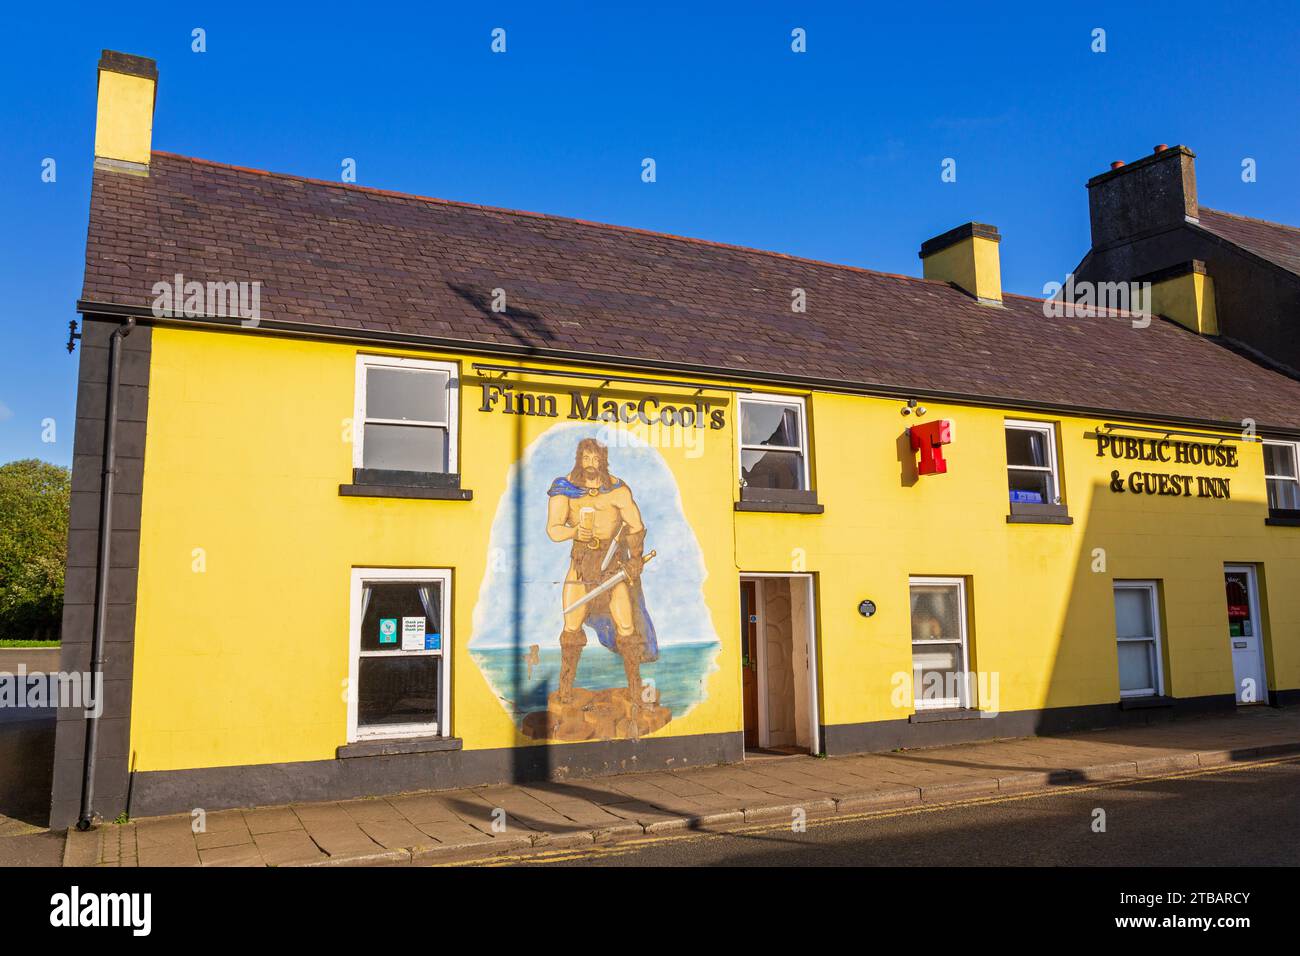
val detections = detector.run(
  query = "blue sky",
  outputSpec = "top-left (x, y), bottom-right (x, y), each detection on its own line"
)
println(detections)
top-left (3, 1), bottom-right (1298, 467)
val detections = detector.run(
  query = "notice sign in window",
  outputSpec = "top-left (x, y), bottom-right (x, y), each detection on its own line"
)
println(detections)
top-left (401, 616), bottom-right (426, 651)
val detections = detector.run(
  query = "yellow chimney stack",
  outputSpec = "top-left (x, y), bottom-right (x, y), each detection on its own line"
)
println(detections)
top-left (94, 51), bottom-right (157, 174)
top-left (1141, 261), bottom-right (1219, 335)
top-left (919, 222), bottom-right (1003, 305)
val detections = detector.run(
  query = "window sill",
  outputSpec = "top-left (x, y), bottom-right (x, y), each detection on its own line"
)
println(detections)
top-left (1119, 695), bottom-right (1174, 710)
top-left (1265, 510), bottom-right (1300, 527)
top-left (1007, 501), bottom-right (1072, 525)
top-left (1006, 513), bottom-right (1073, 525)
top-left (336, 735), bottom-right (463, 759)
top-left (735, 487), bottom-right (824, 514)
top-left (339, 468), bottom-right (473, 501)
top-left (908, 708), bottom-right (983, 723)
top-left (340, 483), bottom-right (473, 500)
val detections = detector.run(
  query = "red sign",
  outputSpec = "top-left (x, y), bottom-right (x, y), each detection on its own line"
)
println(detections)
top-left (910, 420), bottom-right (953, 475)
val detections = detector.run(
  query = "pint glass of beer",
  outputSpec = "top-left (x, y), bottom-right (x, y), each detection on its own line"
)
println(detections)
top-left (579, 507), bottom-right (599, 548)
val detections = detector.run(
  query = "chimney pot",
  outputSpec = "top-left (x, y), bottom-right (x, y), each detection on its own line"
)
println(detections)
top-left (1154, 144), bottom-right (1168, 153)
top-left (1110, 161), bottom-right (1126, 169)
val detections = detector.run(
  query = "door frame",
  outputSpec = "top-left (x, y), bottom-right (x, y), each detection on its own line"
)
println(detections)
top-left (1225, 563), bottom-right (1268, 704)
top-left (739, 573), bottom-right (821, 754)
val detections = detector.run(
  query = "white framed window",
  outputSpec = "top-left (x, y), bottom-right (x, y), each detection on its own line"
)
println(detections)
top-left (348, 568), bottom-right (451, 741)
top-left (909, 576), bottom-right (971, 710)
top-left (353, 355), bottom-right (459, 473)
top-left (1263, 440), bottom-right (1300, 512)
top-left (1005, 419), bottom-right (1061, 505)
top-left (738, 394), bottom-right (810, 491)
top-left (1113, 581), bottom-right (1164, 699)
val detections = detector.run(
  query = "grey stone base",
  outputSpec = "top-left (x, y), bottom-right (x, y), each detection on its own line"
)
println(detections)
top-left (821, 693), bottom-right (1239, 755)
top-left (120, 731), bottom-right (745, 820)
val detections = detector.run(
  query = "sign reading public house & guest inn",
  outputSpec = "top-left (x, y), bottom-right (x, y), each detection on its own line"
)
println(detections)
top-left (1096, 431), bottom-right (1238, 499)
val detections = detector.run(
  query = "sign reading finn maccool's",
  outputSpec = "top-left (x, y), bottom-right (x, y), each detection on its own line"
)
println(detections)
top-left (479, 382), bottom-right (727, 429)
top-left (1095, 431), bottom-right (1238, 499)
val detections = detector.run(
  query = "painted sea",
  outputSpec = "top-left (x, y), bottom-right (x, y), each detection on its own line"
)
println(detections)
top-left (471, 641), bottom-right (721, 724)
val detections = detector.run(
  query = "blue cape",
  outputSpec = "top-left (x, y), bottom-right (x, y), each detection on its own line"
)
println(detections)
top-left (547, 475), bottom-right (658, 661)
top-left (547, 476), bottom-right (624, 498)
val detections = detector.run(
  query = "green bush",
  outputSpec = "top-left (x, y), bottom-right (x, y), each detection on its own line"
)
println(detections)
top-left (0, 459), bottom-right (70, 642)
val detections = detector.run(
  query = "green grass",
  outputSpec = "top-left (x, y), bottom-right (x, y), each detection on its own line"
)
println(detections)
top-left (0, 639), bottom-right (60, 648)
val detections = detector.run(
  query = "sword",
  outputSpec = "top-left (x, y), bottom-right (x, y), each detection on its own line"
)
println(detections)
top-left (562, 550), bottom-right (656, 615)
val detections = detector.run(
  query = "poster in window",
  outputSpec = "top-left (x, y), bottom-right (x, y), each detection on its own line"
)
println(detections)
top-left (401, 616), bottom-right (426, 651)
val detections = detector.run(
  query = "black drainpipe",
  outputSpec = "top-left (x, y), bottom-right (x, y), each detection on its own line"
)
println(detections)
top-left (77, 316), bottom-right (135, 831)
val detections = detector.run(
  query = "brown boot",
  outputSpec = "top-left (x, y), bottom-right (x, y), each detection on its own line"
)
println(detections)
top-left (557, 628), bottom-right (587, 703)
top-left (615, 632), bottom-right (644, 737)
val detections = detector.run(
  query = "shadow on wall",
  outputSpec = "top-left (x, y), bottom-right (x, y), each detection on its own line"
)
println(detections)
top-left (1030, 475), bottom-right (1265, 737)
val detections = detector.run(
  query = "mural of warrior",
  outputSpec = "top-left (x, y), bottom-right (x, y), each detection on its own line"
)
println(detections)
top-left (546, 438), bottom-right (658, 704)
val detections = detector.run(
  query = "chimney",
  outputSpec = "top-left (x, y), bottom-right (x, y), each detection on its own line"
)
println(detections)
top-left (1137, 260), bottom-right (1219, 336)
top-left (919, 222), bottom-right (1002, 305)
top-left (1087, 145), bottom-right (1197, 248)
top-left (94, 50), bottom-right (157, 175)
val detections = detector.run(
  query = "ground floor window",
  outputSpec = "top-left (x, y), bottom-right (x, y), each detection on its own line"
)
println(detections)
top-left (349, 568), bottom-right (451, 740)
top-left (909, 577), bottom-right (971, 710)
top-left (1113, 581), bottom-right (1163, 698)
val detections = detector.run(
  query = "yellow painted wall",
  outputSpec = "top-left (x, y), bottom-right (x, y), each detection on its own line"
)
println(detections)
top-left (94, 70), bottom-right (154, 167)
top-left (130, 327), bottom-right (1300, 771)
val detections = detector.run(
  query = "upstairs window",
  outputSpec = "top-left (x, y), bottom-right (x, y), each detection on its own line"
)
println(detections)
top-left (1263, 440), bottom-right (1300, 513)
top-left (739, 395), bottom-right (809, 491)
top-left (354, 356), bottom-right (458, 475)
top-left (1005, 419), bottom-right (1061, 505)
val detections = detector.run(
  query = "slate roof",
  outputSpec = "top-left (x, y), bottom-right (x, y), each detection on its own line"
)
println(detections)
top-left (80, 152), bottom-right (1300, 431)
top-left (1197, 207), bottom-right (1300, 277)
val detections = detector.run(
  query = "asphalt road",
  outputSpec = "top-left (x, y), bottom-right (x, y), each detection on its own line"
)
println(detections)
top-left (0, 706), bottom-right (60, 867)
top-left (512, 756), bottom-right (1300, 867)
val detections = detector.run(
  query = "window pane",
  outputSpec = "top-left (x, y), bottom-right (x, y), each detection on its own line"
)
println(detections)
top-left (1114, 588), bottom-right (1155, 640)
top-left (360, 581), bottom-right (442, 652)
top-left (1264, 443), bottom-right (1297, 479)
top-left (910, 584), bottom-right (963, 644)
top-left (912, 643), bottom-right (963, 703)
top-left (358, 656), bottom-right (440, 728)
top-left (742, 403), bottom-right (801, 448)
top-left (1006, 427), bottom-right (1049, 468)
top-left (1267, 477), bottom-right (1300, 511)
top-left (367, 367), bottom-right (448, 422)
top-left (741, 449), bottom-right (805, 490)
top-left (1008, 469), bottom-right (1051, 503)
top-left (1117, 640), bottom-right (1155, 693)
top-left (362, 423), bottom-right (447, 472)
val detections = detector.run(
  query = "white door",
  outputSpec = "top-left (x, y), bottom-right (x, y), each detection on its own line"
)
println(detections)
top-left (1224, 565), bottom-right (1267, 704)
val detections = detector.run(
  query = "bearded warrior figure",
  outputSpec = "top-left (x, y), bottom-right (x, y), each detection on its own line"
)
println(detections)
top-left (546, 438), bottom-right (658, 703)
